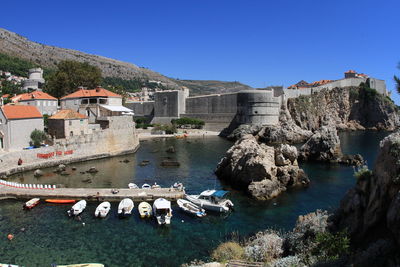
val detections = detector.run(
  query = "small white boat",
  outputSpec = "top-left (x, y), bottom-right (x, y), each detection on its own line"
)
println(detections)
top-left (151, 182), bottom-right (161, 189)
top-left (142, 183), bottom-right (151, 189)
top-left (172, 182), bottom-right (184, 190)
top-left (0, 264), bottom-right (23, 267)
top-left (185, 190), bottom-right (233, 213)
top-left (138, 202), bottom-right (152, 218)
top-left (95, 202), bottom-right (111, 218)
top-left (177, 199), bottom-right (206, 217)
top-left (23, 198), bottom-right (40, 210)
top-left (67, 200), bottom-right (87, 217)
top-left (128, 183), bottom-right (138, 189)
top-left (153, 198), bottom-right (172, 225)
top-left (118, 198), bottom-right (134, 217)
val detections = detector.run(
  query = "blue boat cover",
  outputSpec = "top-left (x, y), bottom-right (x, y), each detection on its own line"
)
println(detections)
top-left (212, 190), bottom-right (229, 198)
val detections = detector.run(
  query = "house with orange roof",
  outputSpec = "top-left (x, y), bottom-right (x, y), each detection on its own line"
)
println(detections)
top-left (48, 109), bottom-right (90, 139)
top-left (0, 105), bottom-right (44, 151)
top-left (60, 86), bottom-right (133, 123)
top-left (10, 90), bottom-right (58, 115)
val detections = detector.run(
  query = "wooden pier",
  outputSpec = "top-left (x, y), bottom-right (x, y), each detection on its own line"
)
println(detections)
top-left (0, 185), bottom-right (184, 202)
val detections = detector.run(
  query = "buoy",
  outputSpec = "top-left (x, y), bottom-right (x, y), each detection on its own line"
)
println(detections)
top-left (7, 234), bottom-right (14, 241)
top-left (181, 220), bottom-right (184, 223)
top-left (82, 223), bottom-right (85, 226)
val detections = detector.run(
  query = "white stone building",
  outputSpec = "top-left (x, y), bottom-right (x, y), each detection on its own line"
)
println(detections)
top-left (60, 87), bottom-right (133, 123)
top-left (11, 91), bottom-right (58, 115)
top-left (22, 68), bottom-right (45, 91)
top-left (0, 105), bottom-right (44, 151)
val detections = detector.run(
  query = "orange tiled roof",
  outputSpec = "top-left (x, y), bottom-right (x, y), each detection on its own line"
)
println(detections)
top-left (2, 94), bottom-right (10, 98)
top-left (49, 109), bottom-right (87, 120)
top-left (61, 87), bottom-right (121, 99)
top-left (11, 91), bottom-right (57, 102)
top-left (345, 70), bottom-right (356, 74)
top-left (310, 80), bottom-right (334, 86)
top-left (1, 105), bottom-right (42, 120)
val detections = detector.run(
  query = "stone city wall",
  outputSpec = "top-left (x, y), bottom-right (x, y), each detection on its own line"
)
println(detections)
top-left (0, 117), bottom-right (139, 176)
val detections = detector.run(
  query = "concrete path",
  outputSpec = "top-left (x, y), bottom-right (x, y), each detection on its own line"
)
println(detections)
top-left (0, 185), bottom-right (184, 202)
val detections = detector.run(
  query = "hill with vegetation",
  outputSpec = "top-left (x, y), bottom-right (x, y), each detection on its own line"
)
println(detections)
top-left (0, 28), bottom-right (257, 95)
top-left (0, 28), bottom-right (180, 89)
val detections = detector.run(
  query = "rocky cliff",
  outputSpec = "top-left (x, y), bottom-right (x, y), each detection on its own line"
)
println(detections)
top-left (287, 86), bottom-right (399, 131)
top-left (215, 134), bottom-right (309, 200)
top-left (330, 131), bottom-right (400, 266)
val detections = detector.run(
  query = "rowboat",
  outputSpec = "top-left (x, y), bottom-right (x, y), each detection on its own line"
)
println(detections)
top-left (118, 198), bottom-right (134, 217)
top-left (45, 199), bottom-right (76, 204)
top-left (23, 198), bottom-right (40, 210)
top-left (67, 200), bottom-right (87, 217)
top-left (95, 202), bottom-right (111, 218)
top-left (177, 199), bottom-right (206, 217)
top-left (138, 202), bottom-right (152, 218)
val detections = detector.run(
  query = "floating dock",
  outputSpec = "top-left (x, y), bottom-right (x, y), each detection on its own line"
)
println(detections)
top-left (0, 184), bottom-right (184, 202)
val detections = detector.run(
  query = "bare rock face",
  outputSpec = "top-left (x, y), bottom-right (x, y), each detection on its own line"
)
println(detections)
top-left (299, 126), bottom-right (342, 162)
top-left (330, 131), bottom-right (400, 265)
top-left (215, 135), bottom-right (309, 200)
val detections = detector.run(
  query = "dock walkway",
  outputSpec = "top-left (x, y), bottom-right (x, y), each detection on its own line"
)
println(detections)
top-left (0, 184), bottom-right (184, 202)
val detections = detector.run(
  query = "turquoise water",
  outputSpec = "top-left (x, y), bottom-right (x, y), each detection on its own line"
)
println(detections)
top-left (0, 132), bottom-right (389, 267)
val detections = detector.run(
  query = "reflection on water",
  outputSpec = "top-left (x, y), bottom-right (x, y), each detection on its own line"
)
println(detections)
top-left (0, 133), bottom-right (389, 267)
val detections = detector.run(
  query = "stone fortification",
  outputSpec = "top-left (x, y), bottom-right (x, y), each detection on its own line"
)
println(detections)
top-left (0, 116), bottom-right (139, 176)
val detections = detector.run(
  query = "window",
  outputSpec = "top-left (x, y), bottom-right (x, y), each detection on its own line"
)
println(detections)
top-left (99, 99), bottom-right (107, 104)
top-left (69, 120), bottom-right (72, 126)
top-left (81, 99), bottom-right (89, 104)
top-left (89, 98), bottom-right (97, 104)
top-left (80, 119), bottom-right (83, 124)
top-left (70, 131), bottom-right (74, 136)
top-left (81, 131), bottom-right (84, 135)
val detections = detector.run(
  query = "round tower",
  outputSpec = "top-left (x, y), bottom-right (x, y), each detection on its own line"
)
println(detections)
top-left (236, 90), bottom-right (281, 125)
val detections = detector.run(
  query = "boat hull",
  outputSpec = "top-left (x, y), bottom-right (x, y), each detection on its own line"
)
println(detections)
top-left (46, 199), bottom-right (76, 204)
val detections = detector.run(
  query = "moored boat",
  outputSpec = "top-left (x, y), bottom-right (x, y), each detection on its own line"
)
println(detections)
top-left (128, 183), bottom-right (138, 189)
top-left (45, 199), bottom-right (76, 204)
top-left (138, 201), bottom-right (152, 218)
top-left (177, 199), bottom-right (206, 217)
top-left (118, 198), bottom-right (134, 217)
top-left (185, 190), bottom-right (233, 213)
top-left (67, 200), bottom-right (87, 217)
top-left (141, 183), bottom-right (151, 189)
top-left (95, 202), bottom-right (111, 218)
top-left (23, 198), bottom-right (40, 210)
top-left (152, 198), bottom-right (172, 225)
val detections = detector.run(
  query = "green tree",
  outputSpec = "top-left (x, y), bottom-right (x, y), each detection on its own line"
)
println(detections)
top-left (30, 129), bottom-right (47, 147)
top-left (45, 60), bottom-right (102, 98)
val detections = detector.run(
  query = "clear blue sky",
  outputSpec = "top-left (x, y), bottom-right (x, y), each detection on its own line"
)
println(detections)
top-left (1, 0), bottom-right (399, 103)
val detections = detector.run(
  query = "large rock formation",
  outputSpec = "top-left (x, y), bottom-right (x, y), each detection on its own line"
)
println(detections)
top-left (215, 135), bottom-right (309, 200)
top-left (299, 126), bottom-right (342, 162)
top-left (330, 131), bottom-right (400, 266)
top-left (287, 86), bottom-right (399, 131)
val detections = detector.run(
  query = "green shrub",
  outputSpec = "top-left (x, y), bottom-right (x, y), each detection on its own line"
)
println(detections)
top-left (312, 231), bottom-right (350, 262)
top-left (152, 124), bottom-right (177, 134)
top-left (171, 117), bottom-right (205, 128)
top-left (354, 165), bottom-right (372, 180)
top-left (30, 129), bottom-right (47, 147)
top-left (211, 241), bottom-right (244, 263)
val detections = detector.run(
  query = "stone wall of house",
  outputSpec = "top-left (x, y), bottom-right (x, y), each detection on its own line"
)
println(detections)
top-left (0, 117), bottom-right (44, 151)
top-left (21, 99), bottom-right (58, 115)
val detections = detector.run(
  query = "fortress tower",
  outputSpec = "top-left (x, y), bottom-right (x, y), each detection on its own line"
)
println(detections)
top-left (22, 68), bottom-right (45, 91)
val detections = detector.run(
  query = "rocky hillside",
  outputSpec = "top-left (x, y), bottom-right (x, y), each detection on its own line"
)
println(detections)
top-left (330, 131), bottom-right (400, 266)
top-left (174, 79), bottom-right (253, 96)
top-left (0, 28), bottom-right (180, 88)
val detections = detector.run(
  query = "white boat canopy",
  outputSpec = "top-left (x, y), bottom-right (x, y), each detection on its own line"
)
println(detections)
top-left (99, 104), bottom-right (133, 113)
top-left (153, 198), bottom-right (171, 209)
